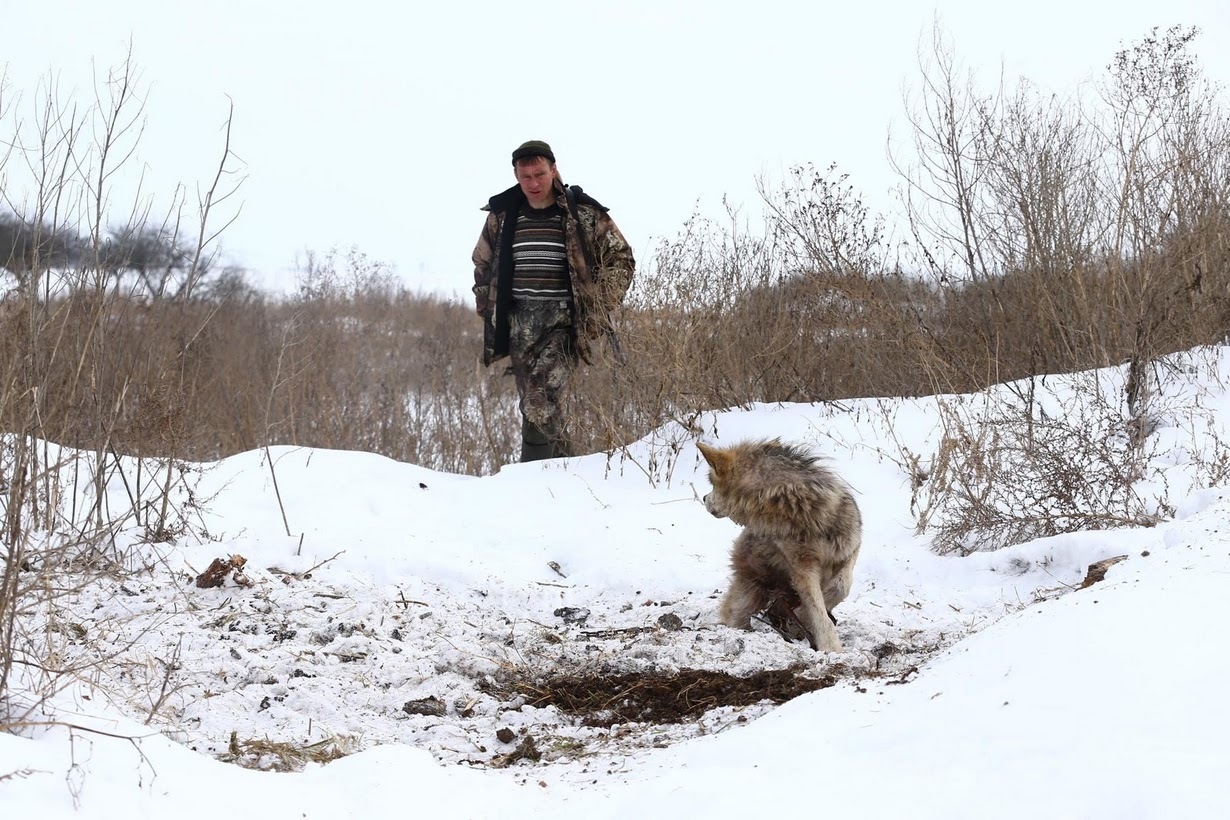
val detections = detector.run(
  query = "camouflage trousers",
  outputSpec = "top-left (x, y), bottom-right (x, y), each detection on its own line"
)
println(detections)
top-left (508, 298), bottom-right (578, 458)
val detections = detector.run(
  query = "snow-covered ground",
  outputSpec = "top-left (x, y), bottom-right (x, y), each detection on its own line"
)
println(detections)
top-left (3, 347), bottom-right (1230, 819)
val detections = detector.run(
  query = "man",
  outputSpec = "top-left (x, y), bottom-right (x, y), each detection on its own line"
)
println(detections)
top-left (472, 140), bottom-right (636, 462)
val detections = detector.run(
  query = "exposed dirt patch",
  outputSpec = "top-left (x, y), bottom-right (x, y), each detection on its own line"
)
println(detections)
top-left (1078, 555), bottom-right (1129, 589)
top-left (486, 663), bottom-right (852, 727)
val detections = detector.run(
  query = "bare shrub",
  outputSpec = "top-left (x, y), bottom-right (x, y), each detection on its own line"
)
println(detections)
top-left (895, 24), bottom-right (1229, 372)
top-left (263, 248), bottom-right (520, 475)
top-left (915, 379), bottom-right (1160, 555)
top-left (561, 172), bottom-right (938, 484)
top-left (554, 207), bottom-right (770, 483)
top-left (0, 51), bottom-right (242, 722)
top-left (912, 344), bottom-right (1230, 554)
top-left (882, 24), bottom-right (1230, 549)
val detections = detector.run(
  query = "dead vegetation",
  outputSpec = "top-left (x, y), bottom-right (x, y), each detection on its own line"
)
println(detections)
top-left (1, 29), bottom-right (1225, 493)
top-left (2, 28), bottom-right (1226, 489)
top-left (194, 554), bottom-right (252, 588)
top-left (0, 52), bottom-right (243, 728)
top-left (219, 730), bottom-right (358, 772)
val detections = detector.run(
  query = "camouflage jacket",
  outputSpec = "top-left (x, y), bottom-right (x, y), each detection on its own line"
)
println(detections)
top-left (471, 181), bottom-right (635, 366)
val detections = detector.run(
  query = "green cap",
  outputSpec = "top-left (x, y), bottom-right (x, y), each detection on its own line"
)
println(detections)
top-left (511, 140), bottom-right (555, 165)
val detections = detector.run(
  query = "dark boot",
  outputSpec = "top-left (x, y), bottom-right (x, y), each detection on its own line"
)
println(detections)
top-left (520, 418), bottom-right (574, 461)
top-left (520, 419), bottom-right (554, 462)
top-left (542, 421), bottom-right (575, 459)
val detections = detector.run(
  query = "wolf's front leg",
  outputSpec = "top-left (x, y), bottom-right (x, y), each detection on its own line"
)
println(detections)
top-left (792, 572), bottom-right (843, 652)
top-left (719, 573), bottom-right (768, 630)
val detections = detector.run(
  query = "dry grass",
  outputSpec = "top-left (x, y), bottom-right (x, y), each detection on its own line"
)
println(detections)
top-left (219, 730), bottom-right (359, 772)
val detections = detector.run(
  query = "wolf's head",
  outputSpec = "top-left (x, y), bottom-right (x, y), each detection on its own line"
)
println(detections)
top-left (696, 440), bottom-right (737, 519)
top-left (696, 438), bottom-right (852, 534)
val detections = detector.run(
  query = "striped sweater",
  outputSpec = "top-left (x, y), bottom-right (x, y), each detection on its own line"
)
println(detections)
top-left (510, 205), bottom-right (569, 300)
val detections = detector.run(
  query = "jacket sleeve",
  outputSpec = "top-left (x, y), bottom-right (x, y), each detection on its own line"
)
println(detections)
top-left (467, 213), bottom-right (496, 319)
top-left (593, 212), bottom-right (635, 312)
top-left (471, 213), bottom-right (498, 317)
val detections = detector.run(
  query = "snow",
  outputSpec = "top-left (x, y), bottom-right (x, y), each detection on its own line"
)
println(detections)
top-left (4, 348), bottom-right (1230, 818)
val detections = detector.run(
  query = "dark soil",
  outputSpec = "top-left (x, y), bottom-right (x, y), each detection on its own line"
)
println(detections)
top-left (485, 665), bottom-right (849, 727)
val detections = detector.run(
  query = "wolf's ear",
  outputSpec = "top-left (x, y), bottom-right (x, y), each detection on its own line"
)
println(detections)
top-left (696, 441), bottom-right (732, 476)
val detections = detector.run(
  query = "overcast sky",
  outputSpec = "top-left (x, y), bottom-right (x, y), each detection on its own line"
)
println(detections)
top-left (5, 0), bottom-right (1229, 297)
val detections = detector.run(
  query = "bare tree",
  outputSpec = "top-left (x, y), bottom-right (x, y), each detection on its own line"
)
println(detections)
top-left (892, 21), bottom-right (1001, 285)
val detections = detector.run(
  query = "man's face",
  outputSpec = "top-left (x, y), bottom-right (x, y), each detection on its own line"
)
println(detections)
top-left (514, 157), bottom-right (557, 209)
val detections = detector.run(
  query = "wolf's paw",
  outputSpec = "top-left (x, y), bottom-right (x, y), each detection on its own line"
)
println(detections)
top-left (813, 637), bottom-right (844, 653)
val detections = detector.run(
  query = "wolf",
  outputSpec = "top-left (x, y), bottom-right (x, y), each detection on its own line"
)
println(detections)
top-left (696, 438), bottom-right (862, 653)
